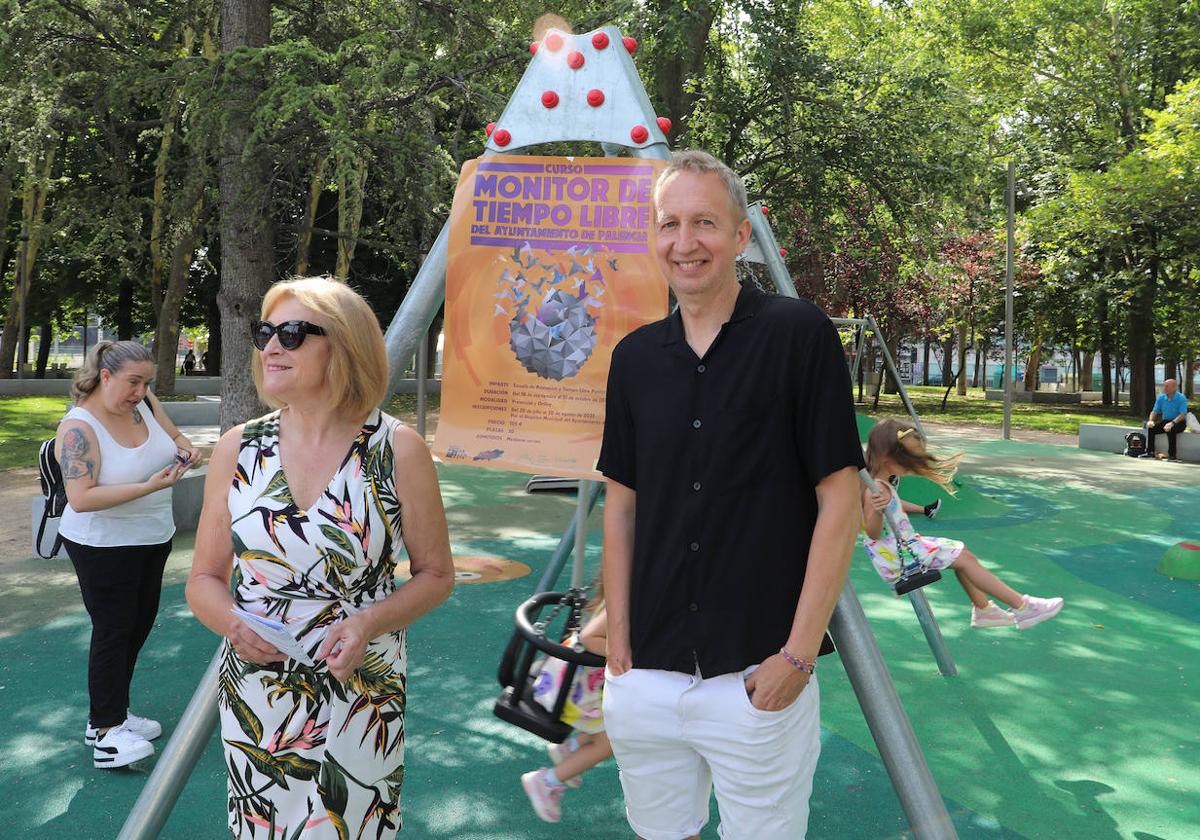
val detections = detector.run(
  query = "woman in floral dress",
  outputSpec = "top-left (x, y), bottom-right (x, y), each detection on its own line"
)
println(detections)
top-left (187, 276), bottom-right (454, 838)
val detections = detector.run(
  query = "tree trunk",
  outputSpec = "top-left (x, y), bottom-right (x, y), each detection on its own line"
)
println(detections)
top-left (218, 0), bottom-right (274, 431)
top-left (1080, 351), bottom-right (1095, 392)
top-left (882, 332), bottom-right (901, 395)
top-left (651, 0), bottom-right (719, 142)
top-left (35, 318), bottom-right (52, 377)
top-left (295, 154), bottom-right (327, 275)
top-left (921, 335), bottom-right (930, 386)
top-left (1023, 343), bottom-right (1042, 391)
top-left (973, 335), bottom-right (988, 389)
top-left (1127, 248), bottom-right (1158, 416)
top-left (941, 335), bottom-right (953, 388)
top-left (1162, 353), bottom-right (1178, 384)
top-left (2, 148), bottom-right (55, 377)
top-left (956, 321), bottom-right (968, 396)
top-left (116, 274), bottom-right (134, 339)
top-left (154, 196), bottom-right (206, 396)
top-left (206, 294), bottom-right (222, 375)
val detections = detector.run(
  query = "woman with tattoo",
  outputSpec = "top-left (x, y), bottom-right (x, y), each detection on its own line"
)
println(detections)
top-left (56, 340), bottom-right (200, 769)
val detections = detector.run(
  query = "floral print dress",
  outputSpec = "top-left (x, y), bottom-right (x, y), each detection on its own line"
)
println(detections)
top-left (219, 409), bottom-right (407, 839)
top-left (864, 484), bottom-right (963, 585)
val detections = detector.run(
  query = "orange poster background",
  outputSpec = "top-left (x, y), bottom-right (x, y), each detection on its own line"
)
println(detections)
top-left (433, 155), bottom-right (668, 479)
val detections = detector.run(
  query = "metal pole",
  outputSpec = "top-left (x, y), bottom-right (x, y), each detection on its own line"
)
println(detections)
top-left (1003, 162), bottom-right (1015, 441)
top-left (850, 323), bottom-right (868, 388)
top-left (907, 590), bottom-right (958, 677)
top-left (416, 329), bottom-right (428, 441)
top-left (382, 218), bottom-right (451, 404)
top-left (828, 583), bottom-right (958, 839)
top-left (116, 644), bottom-right (222, 840)
top-left (869, 316), bottom-right (927, 440)
top-left (532, 480), bottom-right (604, 595)
top-left (572, 480), bottom-right (592, 589)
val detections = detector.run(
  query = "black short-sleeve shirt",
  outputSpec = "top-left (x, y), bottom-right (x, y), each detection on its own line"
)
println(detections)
top-left (597, 282), bottom-right (865, 677)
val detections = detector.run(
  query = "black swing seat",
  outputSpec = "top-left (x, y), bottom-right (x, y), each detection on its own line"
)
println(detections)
top-left (894, 568), bottom-right (942, 595)
top-left (494, 591), bottom-right (606, 743)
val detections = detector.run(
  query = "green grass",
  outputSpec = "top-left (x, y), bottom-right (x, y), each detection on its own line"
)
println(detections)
top-left (860, 385), bottom-right (1145, 435)
top-left (0, 396), bottom-right (70, 470)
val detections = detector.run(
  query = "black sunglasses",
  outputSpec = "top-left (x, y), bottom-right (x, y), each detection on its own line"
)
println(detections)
top-left (251, 319), bottom-right (327, 351)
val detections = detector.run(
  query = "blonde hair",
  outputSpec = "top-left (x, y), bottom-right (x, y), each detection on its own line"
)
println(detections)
top-left (251, 276), bottom-right (389, 418)
top-left (71, 340), bottom-right (154, 402)
top-left (654, 149), bottom-right (749, 223)
top-left (865, 418), bottom-right (962, 493)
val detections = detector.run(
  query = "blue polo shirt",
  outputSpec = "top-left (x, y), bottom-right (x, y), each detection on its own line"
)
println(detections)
top-left (1153, 391), bottom-right (1188, 420)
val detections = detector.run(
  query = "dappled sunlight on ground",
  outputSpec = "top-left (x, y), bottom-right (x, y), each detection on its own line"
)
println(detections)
top-left (0, 430), bottom-right (1196, 837)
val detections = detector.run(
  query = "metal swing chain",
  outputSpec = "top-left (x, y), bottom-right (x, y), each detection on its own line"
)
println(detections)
top-left (532, 585), bottom-right (591, 641)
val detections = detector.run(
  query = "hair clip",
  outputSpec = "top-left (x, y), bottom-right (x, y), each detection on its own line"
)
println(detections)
top-left (897, 428), bottom-right (914, 440)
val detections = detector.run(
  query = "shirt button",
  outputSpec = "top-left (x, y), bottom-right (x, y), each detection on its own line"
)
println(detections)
top-left (689, 602), bottom-right (699, 612)
top-left (692, 419), bottom-right (702, 429)
top-left (692, 481), bottom-right (702, 491)
top-left (697, 364), bottom-right (706, 373)
top-left (690, 541), bottom-right (700, 551)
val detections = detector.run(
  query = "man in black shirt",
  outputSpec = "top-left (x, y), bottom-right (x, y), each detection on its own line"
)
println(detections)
top-left (598, 150), bottom-right (863, 839)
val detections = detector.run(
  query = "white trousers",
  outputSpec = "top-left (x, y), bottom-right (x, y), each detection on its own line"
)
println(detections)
top-left (602, 666), bottom-right (821, 840)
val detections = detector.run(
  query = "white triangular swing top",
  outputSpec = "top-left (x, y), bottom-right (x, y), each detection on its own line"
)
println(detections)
top-left (484, 26), bottom-right (669, 152)
top-left (482, 24), bottom-right (791, 274)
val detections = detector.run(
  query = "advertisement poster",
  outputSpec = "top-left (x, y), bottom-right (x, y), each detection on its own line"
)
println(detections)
top-left (433, 155), bottom-right (668, 479)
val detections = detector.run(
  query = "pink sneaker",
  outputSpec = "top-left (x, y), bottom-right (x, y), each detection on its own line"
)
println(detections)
top-left (1013, 595), bottom-right (1064, 630)
top-left (521, 768), bottom-right (564, 822)
top-left (970, 602), bottom-right (1015, 629)
top-left (546, 740), bottom-right (582, 788)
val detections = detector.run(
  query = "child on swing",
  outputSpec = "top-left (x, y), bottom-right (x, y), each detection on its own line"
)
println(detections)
top-left (521, 582), bottom-right (611, 822)
top-left (862, 418), bottom-right (1064, 629)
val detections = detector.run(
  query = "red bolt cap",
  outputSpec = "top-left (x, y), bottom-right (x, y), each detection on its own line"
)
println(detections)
top-left (761, 205), bottom-right (769, 215)
top-left (541, 90), bottom-right (559, 109)
top-left (630, 124), bottom-right (649, 144)
top-left (592, 32), bottom-right (610, 49)
top-left (656, 116), bottom-right (672, 134)
top-left (529, 42), bottom-right (538, 55)
top-left (567, 51), bottom-right (585, 69)
top-left (587, 89), bottom-right (605, 107)
top-left (485, 122), bottom-right (495, 138)
top-left (493, 128), bottom-right (511, 147)
top-left (623, 36), bottom-right (638, 53)
top-left (545, 32), bottom-right (564, 51)
top-left (779, 247), bottom-right (788, 258)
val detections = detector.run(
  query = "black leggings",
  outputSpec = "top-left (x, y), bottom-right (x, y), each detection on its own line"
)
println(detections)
top-left (63, 538), bottom-right (171, 728)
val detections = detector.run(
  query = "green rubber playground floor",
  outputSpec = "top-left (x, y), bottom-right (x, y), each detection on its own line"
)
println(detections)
top-left (1, 421), bottom-right (1197, 839)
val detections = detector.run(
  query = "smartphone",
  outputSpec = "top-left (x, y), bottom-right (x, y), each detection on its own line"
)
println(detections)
top-left (175, 451), bottom-right (190, 466)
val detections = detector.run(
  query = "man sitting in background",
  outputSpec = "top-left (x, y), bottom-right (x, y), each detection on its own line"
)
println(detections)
top-left (1143, 379), bottom-right (1188, 462)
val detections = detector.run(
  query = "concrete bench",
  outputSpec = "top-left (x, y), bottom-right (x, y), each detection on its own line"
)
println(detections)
top-left (1078, 423), bottom-right (1200, 462)
top-left (31, 466), bottom-right (207, 559)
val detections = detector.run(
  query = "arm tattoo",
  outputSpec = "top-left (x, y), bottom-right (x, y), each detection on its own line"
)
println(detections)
top-left (61, 428), bottom-right (97, 481)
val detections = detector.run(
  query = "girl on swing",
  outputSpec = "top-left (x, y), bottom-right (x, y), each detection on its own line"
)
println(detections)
top-left (520, 581), bottom-right (611, 822)
top-left (862, 418), bottom-right (1064, 630)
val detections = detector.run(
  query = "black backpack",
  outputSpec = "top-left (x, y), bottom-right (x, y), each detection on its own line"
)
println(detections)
top-left (36, 438), bottom-right (68, 558)
top-left (1123, 430), bottom-right (1147, 458)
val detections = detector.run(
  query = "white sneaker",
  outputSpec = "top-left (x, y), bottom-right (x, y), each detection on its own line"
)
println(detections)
top-left (85, 711), bottom-right (162, 746)
top-left (1012, 595), bottom-right (1065, 630)
top-left (970, 601), bottom-right (1015, 629)
top-left (93, 723), bottom-right (155, 769)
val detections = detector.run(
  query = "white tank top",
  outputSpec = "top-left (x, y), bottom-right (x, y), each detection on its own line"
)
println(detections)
top-left (57, 401), bottom-right (178, 546)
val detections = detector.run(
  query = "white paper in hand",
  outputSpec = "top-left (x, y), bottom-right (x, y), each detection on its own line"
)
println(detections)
top-left (230, 607), bottom-right (315, 666)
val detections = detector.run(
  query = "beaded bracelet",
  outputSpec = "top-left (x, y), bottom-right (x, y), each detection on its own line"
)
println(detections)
top-left (780, 647), bottom-right (816, 675)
